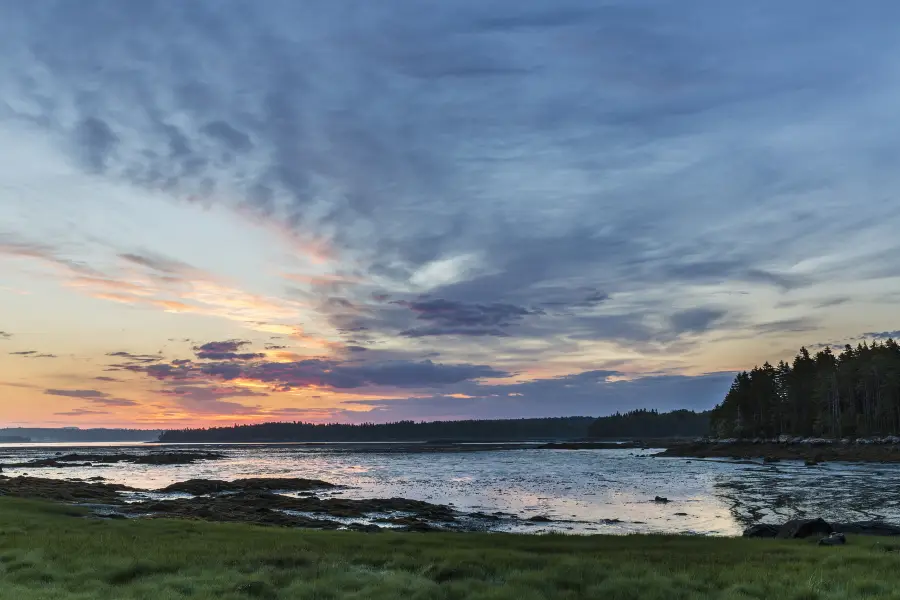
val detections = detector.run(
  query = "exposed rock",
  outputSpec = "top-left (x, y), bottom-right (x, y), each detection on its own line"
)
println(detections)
top-left (763, 456), bottom-right (780, 464)
top-left (743, 524), bottom-right (779, 538)
top-left (818, 532), bottom-right (846, 546)
top-left (0, 475), bottom-right (135, 503)
top-left (527, 515), bottom-right (552, 522)
top-left (126, 491), bottom-right (458, 525)
top-left (157, 477), bottom-right (334, 495)
top-left (376, 516), bottom-right (442, 531)
top-left (746, 520), bottom-right (900, 540)
top-left (833, 521), bottom-right (900, 536)
top-left (467, 511), bottom-right (501, 521)
top-left (777, 518), bottom-right (833, 539)
top-left (653, 496), bottom-right (670, 503)
top-left (0, 474), bottom-right (490, 532)
top-left (673, 512), bottom-right (688, 517)
top-left (2, 452), bottom-right (224, 469)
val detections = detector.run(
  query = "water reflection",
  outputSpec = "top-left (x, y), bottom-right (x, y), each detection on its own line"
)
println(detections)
top-left (2, 443), bottom-right (898, 535)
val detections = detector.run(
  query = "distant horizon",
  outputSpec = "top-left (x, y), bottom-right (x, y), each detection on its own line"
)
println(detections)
top-left (0, 410), bottom-right (707, 432)
top-left (4, 1), bottom-right (900, 427)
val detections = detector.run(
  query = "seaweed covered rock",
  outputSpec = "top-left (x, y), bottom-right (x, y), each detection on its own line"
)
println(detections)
top-left (126, 491), bottom-right (458, 526)
top-left (743, 524), bottom-right (779, 538)
top-left (833, 521), bottom-right (900, 536)
top-left (776, 518), bottom-right (833, 539)
top-left (2, 452), bottom-right (224, 469)
top-left (0, 475), bottom-right (134, 503)
top-left (157, 477), bottom-right (334, 495)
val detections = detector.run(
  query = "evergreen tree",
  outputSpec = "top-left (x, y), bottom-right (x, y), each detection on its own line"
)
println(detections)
top-left (711, 339), bottom-right (900, 438)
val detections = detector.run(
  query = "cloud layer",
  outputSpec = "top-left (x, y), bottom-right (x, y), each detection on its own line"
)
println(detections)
top-left (2, 1), bottom-right (900, 424)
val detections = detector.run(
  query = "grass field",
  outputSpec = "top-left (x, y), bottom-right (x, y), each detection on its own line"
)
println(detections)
top-left (0, 497), bottom-right (898, 599)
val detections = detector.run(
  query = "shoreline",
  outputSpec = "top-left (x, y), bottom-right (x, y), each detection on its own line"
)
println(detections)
top-left (657, 440), bottom-right (900, 463)
top-left (4, 473), bottom-right (900, 541)
top-left (0, 474), bottom-right (578, 533)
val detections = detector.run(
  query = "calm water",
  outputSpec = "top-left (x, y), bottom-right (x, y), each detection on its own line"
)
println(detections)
top-left (3, 443), bottom-right (900, 535)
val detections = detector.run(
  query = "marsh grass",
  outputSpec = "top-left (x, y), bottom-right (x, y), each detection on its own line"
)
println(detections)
top-left (0, 497), bottom-right (898, 599)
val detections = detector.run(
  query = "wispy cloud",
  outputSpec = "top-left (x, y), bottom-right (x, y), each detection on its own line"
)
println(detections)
top-left (44, 388), bottom-right (139, 408)
top-left (44, 389), bottom-right (108, 398)
top-left (6, 241), bottom-right (313, 337)
top-left (9, 350), bottom-right (57, 358)
top-left (0, 239), bottom-right (99, 277)
top-left (752, 318), bottom-right (819, 335)
top-left (55, 409), bottom-right (109, 417)
top-left (866, 331), bottom-right (900, 340)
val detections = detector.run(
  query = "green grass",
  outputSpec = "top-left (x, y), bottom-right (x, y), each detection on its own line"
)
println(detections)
top-left (0, 498), bottom-right (898, 599)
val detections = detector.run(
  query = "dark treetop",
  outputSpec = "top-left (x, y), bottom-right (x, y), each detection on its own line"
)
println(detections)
top-left (711, 339), bottom-right (900, 438)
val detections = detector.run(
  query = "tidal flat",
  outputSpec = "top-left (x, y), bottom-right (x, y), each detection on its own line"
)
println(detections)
top-left (3, 442), bottom-right (900, 535)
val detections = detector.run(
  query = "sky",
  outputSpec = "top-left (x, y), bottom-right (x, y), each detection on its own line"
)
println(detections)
top-left (1, 1), bottom-right (899, 428)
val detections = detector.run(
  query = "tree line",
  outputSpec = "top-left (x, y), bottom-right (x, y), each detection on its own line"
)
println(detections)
top-left (158, 410), bottom-right (716, 443)
top-left (711, 339), bottom-right (900, 438)
top-left (587, 409), bottom-right (710, 439)
top-left (158, 417), bottom-right (597, 443)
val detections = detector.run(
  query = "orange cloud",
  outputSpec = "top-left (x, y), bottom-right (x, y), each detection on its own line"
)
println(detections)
top-left (22, 247), bottom-right (324, 340)
top-left (90, 291), bottom-right (143, 304)
top-left (146, 299), bottom-right (198, 313)
top-left (67, 276), bottom-right (152, 295)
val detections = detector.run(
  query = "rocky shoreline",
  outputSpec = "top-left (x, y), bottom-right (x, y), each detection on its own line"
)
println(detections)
top-left (743, 517), bottom-right (900, 545)
top-left (0, 451), bottom-right (224, 469)
top-left (4, 473), bottom-right (900, 539)
top-left (0, 474), bottom-right (535, 532)
top-left (657, 438), bottom-right (900, 463)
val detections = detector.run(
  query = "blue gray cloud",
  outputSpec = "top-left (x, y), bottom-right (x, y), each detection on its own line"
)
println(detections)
top-left (193, 340), bottom-right (265, 361)
top-left (344, 370), bottom-right (735, 420)
top-left (5, 2), bottom-right (899, 316)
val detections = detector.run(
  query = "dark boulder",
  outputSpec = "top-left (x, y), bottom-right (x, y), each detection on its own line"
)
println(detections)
top-left (777, 518), bottom-right (833, 539)
top-left (527, 515), bottom-right (552, 522)
top-left (467, 512), bottom-right (501, 521)
top-left (653, 496), bottom-right (670, 503)
top-left (157, 477), bottom-right (335, 495)
top-left (818, 533), bottom-right (846, 546)
top-left (743, 524), bottom-right (779, 538)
